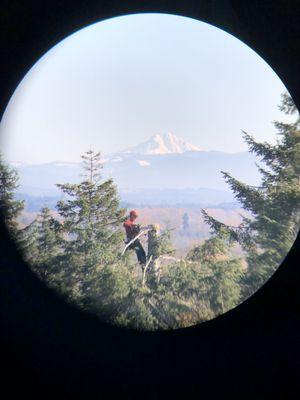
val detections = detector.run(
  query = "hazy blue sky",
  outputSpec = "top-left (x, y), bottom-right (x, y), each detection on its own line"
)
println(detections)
top-left (0, 13), bottom-right (290, 163)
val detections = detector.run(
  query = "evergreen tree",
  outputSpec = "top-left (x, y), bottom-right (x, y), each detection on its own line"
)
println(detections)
top-left (0, 154), bottom-right (24, 238)
top-left (36, 207), bottom-right (62, 263)
top-left (187, 235), bottom-right (244, 315)
top-left (151, 259), bottom-right (214, 329)
top-left (141, 233), bottom-right (244, 329)
top-left (90, 261), bottom-right (157, 330)
top-left (202, 93), bottom-right (300, 297)
top-left (18, 217), bottom-right (39, 265)
top-left (55, 149), bottom-right (127, 308)
top-left (19, 207), bottom-right (63, 282)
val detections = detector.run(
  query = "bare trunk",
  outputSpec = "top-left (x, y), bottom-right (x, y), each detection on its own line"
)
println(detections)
top-left (147, 224), bottom-right (161, 284)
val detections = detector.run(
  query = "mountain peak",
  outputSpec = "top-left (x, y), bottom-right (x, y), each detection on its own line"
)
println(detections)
top-left (121, 132), bottom-right (201, 155)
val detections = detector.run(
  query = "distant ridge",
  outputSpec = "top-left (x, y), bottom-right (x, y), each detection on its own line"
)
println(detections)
top-left (9, 132), bottom-right (260, 198)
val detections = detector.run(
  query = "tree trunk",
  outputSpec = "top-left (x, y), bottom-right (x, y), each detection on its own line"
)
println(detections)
top-left (147, 224), bottom-right (161, 285)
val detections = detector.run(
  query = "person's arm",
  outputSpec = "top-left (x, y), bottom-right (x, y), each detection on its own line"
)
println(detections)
top-left (131, 223), bottom-right (141, 235)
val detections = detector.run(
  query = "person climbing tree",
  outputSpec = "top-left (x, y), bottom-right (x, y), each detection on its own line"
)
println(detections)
top-left (123, 210), bottom-right (147, 267)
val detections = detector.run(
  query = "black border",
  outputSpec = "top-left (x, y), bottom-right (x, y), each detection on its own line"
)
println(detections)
top-left (0, 1), bottom-right (300, 396)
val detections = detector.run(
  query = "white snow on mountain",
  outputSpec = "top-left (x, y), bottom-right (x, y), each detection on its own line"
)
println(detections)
top-left (10, 161), bottom-right (29, 167)
top-left (10, 162), bottom-right (23, 167)
top-left (137, 160), bottom-right (151, 167)
top-left (120, 132), bottom-right (201, 155)
top-left (110, 156), bottom-right (123, 162)
top-left (10, 136), bottom-right (260, 197)
top-left (52, 162), bottom-right (80, 167)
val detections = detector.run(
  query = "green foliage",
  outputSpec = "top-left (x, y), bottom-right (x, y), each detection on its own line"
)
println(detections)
top-left (0, 154), bottom-right (24, 238)
top-left (3, 148), bottom-right (249, 330)
top-left (202, 93), bottom-right (300, 297)
top-left (19, 206), bottom-right (64, 285)
top-left (56, 152), bottom-right (125, 255)
top-left (52, 150), bottom-right (127, 304)
top-left (155, 227), bottom-right (176, 258)
top-left (134, 235), bottom-right (244, 330)
top-left (187, 236), bottom-right (243, 317)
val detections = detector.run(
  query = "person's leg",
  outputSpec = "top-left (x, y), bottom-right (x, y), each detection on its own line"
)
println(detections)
top-left (134, 240), bottom-right (147, 265)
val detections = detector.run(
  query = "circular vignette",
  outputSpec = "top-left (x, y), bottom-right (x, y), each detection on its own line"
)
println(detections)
top-left (0, 5), bottom-right (298, 332)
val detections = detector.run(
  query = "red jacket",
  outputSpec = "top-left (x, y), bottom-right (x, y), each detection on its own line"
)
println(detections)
top-left (123, 219), bottom-right (139, 240)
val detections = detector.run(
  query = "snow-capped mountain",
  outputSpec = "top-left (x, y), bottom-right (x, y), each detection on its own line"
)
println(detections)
top-left (10, 132), bottom-right (260, 203)
top-left (121, 132), bottom-right (201, 155)
top-left (12, 151), bottom-right (260, 198)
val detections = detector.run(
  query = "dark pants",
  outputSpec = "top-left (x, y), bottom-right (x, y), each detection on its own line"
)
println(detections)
top-left (128, 239), bottom-right (147, 265)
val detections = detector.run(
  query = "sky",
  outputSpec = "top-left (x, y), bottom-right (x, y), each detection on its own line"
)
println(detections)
top-left (0, 13), bottom-right (291, 164)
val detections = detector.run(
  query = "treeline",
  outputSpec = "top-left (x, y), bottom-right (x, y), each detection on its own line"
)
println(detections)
top-left (0, 93), bottom-right (299, 330)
